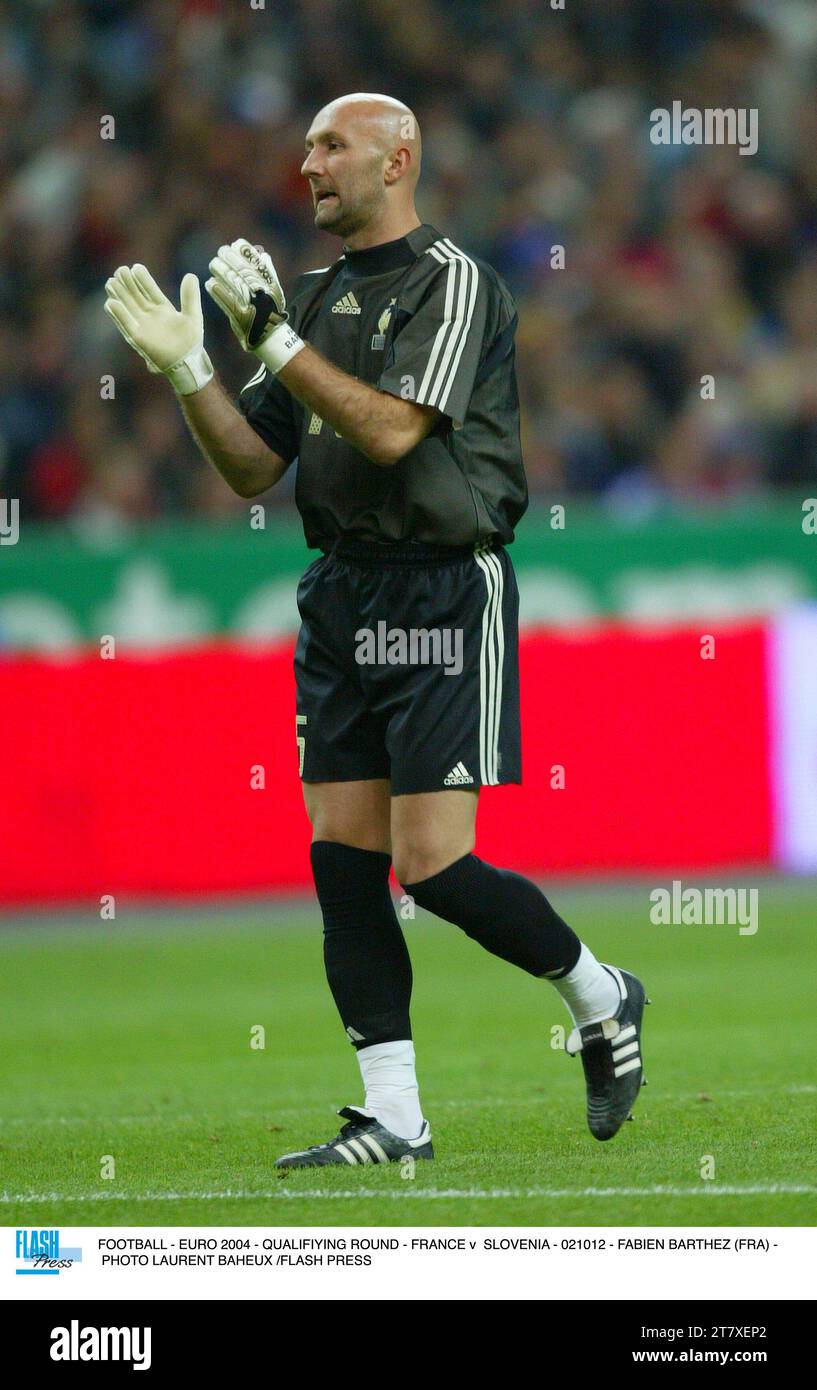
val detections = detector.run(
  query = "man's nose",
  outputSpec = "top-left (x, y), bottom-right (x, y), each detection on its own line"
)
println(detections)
top-left (301, 149), bottom-right (323, 177)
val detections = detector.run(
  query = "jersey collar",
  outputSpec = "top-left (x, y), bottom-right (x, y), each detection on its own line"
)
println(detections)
top-left (339, 224), bottom-right (442, 276)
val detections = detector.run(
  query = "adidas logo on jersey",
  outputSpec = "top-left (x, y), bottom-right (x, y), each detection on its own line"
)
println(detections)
top-left (444, 761), bottom-right (474, 786)
top-left (332, 292), bottom-right (361, 314)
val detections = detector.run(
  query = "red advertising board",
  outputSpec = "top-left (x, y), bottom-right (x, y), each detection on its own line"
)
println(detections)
top-left (0, 624), bottom-right (771, 905)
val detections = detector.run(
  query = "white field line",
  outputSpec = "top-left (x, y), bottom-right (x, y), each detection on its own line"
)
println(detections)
top-left (2, 1083), bottom-right (815, 1128)
top-left (2, 1184), bottom-right (815, 1205)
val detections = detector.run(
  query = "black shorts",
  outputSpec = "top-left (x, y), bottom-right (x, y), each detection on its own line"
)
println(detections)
top-left (294, 538), bottom-right (522, 796)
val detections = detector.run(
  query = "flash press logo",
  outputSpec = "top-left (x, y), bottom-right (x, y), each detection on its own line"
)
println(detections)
top-left (50, 1321), bottom-right (152, 1372)
top-left (15, 1228), bottom-right (82, 1275)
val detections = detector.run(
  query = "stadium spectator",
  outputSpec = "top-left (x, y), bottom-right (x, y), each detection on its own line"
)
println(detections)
top-left (3, 0), bottom-right (817, 527)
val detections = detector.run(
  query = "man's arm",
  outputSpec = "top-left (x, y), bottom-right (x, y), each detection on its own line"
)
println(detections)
top-left (102, 264), bottom-right (290, 498)
top-left (179, 378), bottom-right (289, 498)
top-left (278, 345), bottom-right (441, 468)
top-left (206, 238), bottom-right (442, 468)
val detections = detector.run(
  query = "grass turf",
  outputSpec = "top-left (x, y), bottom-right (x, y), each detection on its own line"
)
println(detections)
top-left (1, 882), bottom-right (815, 1227)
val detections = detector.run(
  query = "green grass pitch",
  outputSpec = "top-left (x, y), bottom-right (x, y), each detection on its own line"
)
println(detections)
top-left (2, 881), bottom-right (815, 1227)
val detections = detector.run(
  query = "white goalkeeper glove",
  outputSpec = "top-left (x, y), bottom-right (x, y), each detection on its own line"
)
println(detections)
top-left (104, 265), bottom-right (214, 396)
top-left (205, 238), bottom-right (305, 375)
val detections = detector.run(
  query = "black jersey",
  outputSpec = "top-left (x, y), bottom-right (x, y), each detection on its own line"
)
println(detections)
top-left (238, 223), bottom-right (528, 549)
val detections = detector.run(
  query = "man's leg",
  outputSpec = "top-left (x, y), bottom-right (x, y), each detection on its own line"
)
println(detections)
top-left (304, 779), bottom-right (425, 1141)
top-left (391, 789), bottom-right (619, 1026)
top-left (374, 545), bottom-right (647, 1144)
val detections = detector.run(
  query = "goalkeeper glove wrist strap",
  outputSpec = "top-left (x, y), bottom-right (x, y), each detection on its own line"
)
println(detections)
top-left (165, 344), bottom-right (214, 396)
top-left (254, 321), bottom-right (305, 376)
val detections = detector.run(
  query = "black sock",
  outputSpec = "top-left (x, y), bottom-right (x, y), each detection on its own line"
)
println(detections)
top-left (310, 841), bottom-right (412, 1048)
top-left (402, 853), bottom-right (581, 978)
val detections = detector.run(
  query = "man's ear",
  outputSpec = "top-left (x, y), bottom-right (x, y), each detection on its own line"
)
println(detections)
top-left (384, 148), bottom-right (412, 185)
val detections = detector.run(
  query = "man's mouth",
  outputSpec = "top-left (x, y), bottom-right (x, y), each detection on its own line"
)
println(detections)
top-left (315, 190), bottom-right (338, 207)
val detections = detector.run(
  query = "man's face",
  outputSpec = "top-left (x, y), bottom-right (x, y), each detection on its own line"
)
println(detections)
top-left (301, 109), bottom-right (386, 239)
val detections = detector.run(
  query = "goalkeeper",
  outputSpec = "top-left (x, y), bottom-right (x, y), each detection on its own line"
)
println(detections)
top-left (104, 92), bottom-right (649, 1168)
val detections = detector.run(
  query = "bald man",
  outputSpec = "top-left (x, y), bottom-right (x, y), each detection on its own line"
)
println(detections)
top-left (104, 93), bottom-right (649, 1168)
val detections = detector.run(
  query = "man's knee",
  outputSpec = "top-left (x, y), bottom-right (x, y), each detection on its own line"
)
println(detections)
top-left (393, 841), bottom-right (464, 887)
top-left (310, 818), bottom-right (390, 854)
top-left (391, 789), bottom-right (477, 886)
top-left (303, 780), bottom-right (391, 854)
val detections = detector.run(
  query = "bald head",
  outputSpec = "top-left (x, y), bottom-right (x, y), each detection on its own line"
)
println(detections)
top-left (302, 92), bottom-right (422, 247)
top-left (316, 93), bottom-right (422, 185)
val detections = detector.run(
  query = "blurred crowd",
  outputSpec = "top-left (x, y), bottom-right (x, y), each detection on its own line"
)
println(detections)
top-left (3, 0), bottom-right (817, 532)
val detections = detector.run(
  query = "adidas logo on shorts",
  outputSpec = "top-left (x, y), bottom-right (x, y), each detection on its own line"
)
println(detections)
top-left (444, 761), bottom-right (474, 786)
top-left (331, 292), bottom-right (361, 314)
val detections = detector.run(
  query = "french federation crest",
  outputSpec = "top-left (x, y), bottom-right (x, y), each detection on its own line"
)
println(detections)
top-left (371, 297), bottom-right (397, 351)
